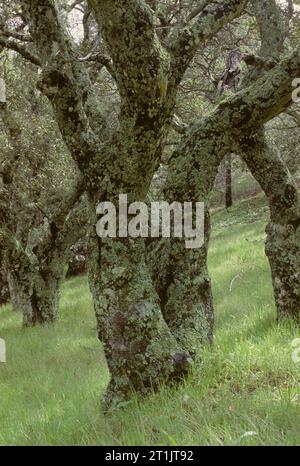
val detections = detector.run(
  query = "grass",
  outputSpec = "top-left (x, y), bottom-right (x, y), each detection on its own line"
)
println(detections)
top-left (1, 193), bottom-right (300, 446)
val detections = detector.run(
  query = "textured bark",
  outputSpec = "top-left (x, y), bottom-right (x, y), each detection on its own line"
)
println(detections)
top-left (6, 271), bottom-right (21, 311)
top-left (252, 0), bottom-right (285, 60)
top-left (149, 123), bottom-right (230, 354)
top-left (15, 270), bottom-right (59, 326)
top-left (20, 0), bottom-right (217, 407)
top-left (167, 0), bottom-right (248, 90)
top-left (2, 201), bottom-right (84, 325)
top-left (88, 200), bottom-right (192, 410)
top-left (1, 223), bottom-right (70, 325)
top-left (148, 218), bottom-right (214, 356)
top-left (239, 133), bottom-right (300, 321)
top-left (149, 19), bottom-right (300, 349)
top-left (66, 241), bottom-right (87, 278)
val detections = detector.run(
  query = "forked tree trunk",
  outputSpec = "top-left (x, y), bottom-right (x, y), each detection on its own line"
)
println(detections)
top-left (240, 133), bottom-right (300, 321)
top-left (4, 250), bottom-right (64, 325)
top-left (88, 200), bottom-right (192, 409)
top-left (8, 267), bottom-right (61, 326)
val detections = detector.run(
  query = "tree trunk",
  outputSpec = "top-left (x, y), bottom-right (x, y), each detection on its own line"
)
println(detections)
top-left (0, 280), bottom-right (9, 306)
top-left (66, 242), bottom-right (87, 278)
top-left (8, 267), bottom-right (60, 326)
top-left (3, 248), bottom-right (64, 325)
top-left (239, 133), bottom-right (300, 321)
top-left (225, 154), bottom-right (233, 209)
top-left (18, 0), bottom-right (300, 410)
top-left (88, 202), bottom-right (192, 409)
top-left (148, 211), bottom-right (214, 356)
top-left (6, 270), bottom-right (21, 311)
top-left (148, 126), bottom-right (228, 355)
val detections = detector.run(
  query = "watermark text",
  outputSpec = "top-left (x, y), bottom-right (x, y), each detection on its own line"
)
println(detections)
top-left (96, 195), bottom-right (205, 249)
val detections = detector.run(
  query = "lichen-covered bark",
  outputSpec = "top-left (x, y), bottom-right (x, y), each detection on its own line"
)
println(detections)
top-left (239, 133), bottom-right (300, 321)
top-left (9, 267), bottom-right (60, 326)
top-left (0, 261), bottom-right (9, 307)
top-left (0, 94), bottom-right (60, 324)
top-left (66, 240), bottom-right (88, 278)
top-left (252, 0), bottom-right (285, 60)
top-left (149, 22), bottom-right (300, 348)
top-left (2, 196), bottom-right (85, 324)
top-left (148, 221), bottom-right (214, 356)
top-left (19, 0), bottom-right (193, 408)
top-left (87, 198), bottom-right (191, 410)
top-left (149, 123), bottom-right (230, 354)
top-left (2, 243), bottom-right (63, 325)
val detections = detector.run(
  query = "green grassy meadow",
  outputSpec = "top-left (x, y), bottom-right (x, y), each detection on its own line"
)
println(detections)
top-left (1, 194), bottom-right (300, 446)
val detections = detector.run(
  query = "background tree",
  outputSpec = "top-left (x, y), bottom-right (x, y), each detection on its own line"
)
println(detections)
top-left (0, 55), bottom-right (86, 325)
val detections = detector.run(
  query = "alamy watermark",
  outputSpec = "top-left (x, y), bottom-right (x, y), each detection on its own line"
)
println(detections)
top-left (96, 195), bottom-right (205, 249)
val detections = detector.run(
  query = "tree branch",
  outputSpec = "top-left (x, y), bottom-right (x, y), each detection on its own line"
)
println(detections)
top-left (167, 0), bottom-right (248, 89)
top-left (87, 0), bottom-right (168, 116)
top-left (0, 35), bottom-right (41, 66)
top-left (169, 44), bottom-right (300, 198)
top-left (20, 0), bottom-right (107, 173)
top-left (77, 51), bottom-right (116, 80)
top-left (0, 27), bottom-right (32, 42)
top-left (172, 114), bottom-right (188, 134)
top-left (251, 0), bottom-right (286, 59)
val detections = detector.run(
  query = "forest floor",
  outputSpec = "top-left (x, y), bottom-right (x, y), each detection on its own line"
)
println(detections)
top-left (1, 193), bottom-right (300, 446)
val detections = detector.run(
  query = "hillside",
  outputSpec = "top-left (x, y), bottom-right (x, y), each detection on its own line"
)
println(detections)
top-left (1, 195), bottom-right (299, 446)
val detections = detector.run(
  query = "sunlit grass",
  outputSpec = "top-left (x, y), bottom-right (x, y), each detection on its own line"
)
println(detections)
top-left (1, 195), bottom-right (300, 445)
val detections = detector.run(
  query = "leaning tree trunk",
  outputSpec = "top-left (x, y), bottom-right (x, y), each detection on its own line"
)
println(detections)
top-left (239, 133), bottom-right (300, 321)
top-left (148, 124), bottom-right (229, 356)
